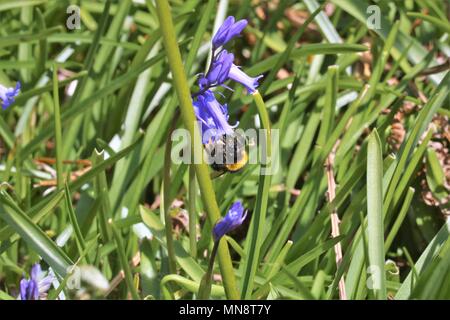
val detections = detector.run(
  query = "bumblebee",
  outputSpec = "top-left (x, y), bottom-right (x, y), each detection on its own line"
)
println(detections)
top-left (205, 132), bottom-right (248, 175)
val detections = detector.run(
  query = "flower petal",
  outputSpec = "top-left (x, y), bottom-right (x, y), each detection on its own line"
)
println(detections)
top-left (30, 263), bottom-right (42, 281)
top-left (213, 201), bottom-right (246, 241)
top-left (203, 50), bottom-right (234, 89)
top-left (0, 81), bottom-right (21, 110)
top-left (193, 91), bottom-right (235, 143)
top-left (19, 278), bottom-right (29, 300)
top-left (212, 16), bottom-right (248, 48)
top-left (228, 64), bottom-right (262, 94)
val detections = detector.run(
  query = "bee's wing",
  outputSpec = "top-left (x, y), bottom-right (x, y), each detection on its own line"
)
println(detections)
top-left (210, 170), bottom-right (226, 179)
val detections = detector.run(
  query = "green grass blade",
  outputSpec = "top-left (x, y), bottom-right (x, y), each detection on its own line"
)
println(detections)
top-left (366, 129), bottom-right (386, 299)
top-left (0, 192), bottom-right (73, 277)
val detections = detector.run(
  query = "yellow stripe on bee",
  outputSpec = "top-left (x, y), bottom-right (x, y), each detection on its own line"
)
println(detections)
top-left (225, 151), bottom-right (248, 172)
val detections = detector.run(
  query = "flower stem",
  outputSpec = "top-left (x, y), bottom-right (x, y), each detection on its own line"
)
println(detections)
top-left (197, 240), bottom-right (219, 299)
top-left (240, 91), bottom-right (272, 299)
top-left (163, 124), bottom-right (177, 274)
top-left (188, 164), bottom-right (197, 258)
top-left (155, 0), bottom-right (239, 300)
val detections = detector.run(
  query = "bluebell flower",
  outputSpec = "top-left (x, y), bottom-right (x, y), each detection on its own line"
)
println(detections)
top-left (212, 16), bottom-right (248, 49)
top-left (213, 201), bottom-right (247, 241)
top-left (196, 16), bottom-right (262, 95)
top-left (193, 90), bottom-right (237, 144)
top-left (199, 50), bottom-right (234, 90)
top-left (19, 263), bottom-right (54, 300)
top-left (192, 15), bottom-right (262, 143)
top-left (228, 64), bottom-right (262, 94)
top-left (0, 82), bottom-right (21, 110)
